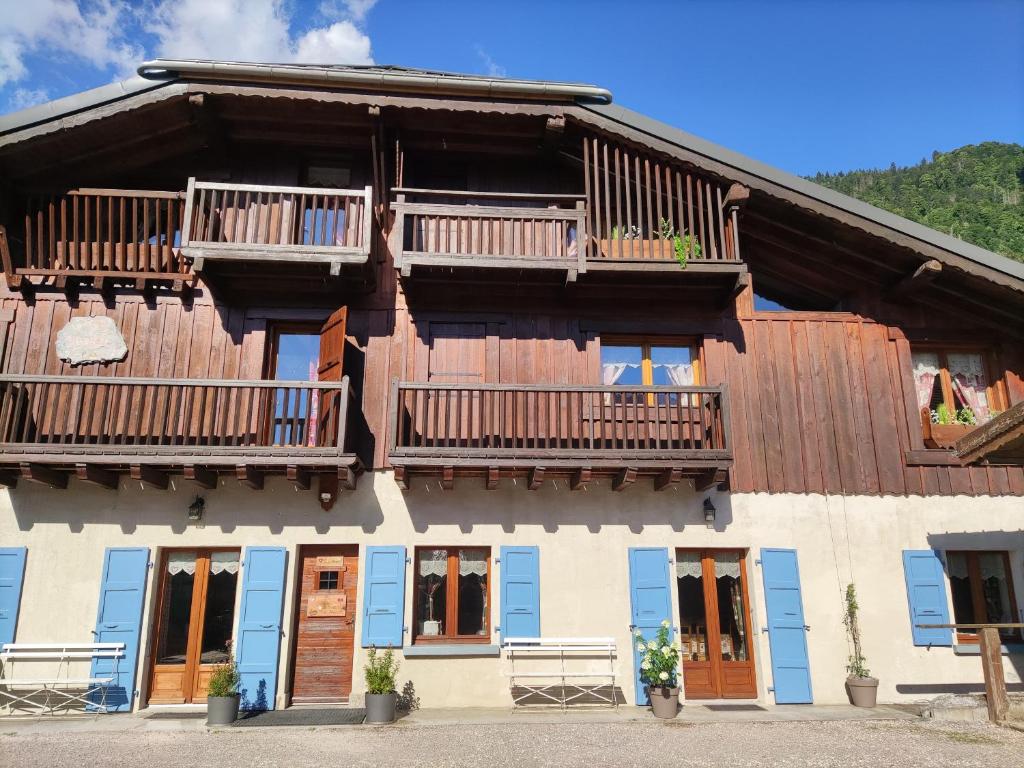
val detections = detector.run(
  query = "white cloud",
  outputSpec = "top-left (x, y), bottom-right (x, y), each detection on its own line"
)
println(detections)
top-left (319, 0), bottom-right (378, 24)
top-left (474, 45), bottom-right (506, 78)
top-left (145, 0), bottom-right (374, 65)
top-left (0, 0), bottom-right (143, 88)
top-left (7, 88), bottom-right (50, 111)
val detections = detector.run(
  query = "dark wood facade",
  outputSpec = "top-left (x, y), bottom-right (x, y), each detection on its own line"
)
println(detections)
top-left (0, 78), bottom-right (1021, 499)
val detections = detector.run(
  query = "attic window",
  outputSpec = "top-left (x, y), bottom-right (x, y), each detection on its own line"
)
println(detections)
top-left (752, 292), bottom-right (795, 312)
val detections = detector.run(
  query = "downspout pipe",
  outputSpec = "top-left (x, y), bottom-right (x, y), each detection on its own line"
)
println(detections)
top-left (137, 59), bottom-right (613, 105)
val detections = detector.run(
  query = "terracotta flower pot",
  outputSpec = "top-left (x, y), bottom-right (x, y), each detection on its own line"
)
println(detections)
top-left (846, 676), bottom-right (879, 708)
top-left (647, 685), bottom-right (680, 719)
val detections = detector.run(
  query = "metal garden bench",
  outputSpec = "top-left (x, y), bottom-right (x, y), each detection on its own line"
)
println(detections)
top-left (0, 643), bottom-right (125, 714)
top-left (503, 637), bottom-right (617, 709)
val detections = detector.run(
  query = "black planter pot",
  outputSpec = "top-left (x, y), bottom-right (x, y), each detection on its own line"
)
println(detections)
top-left (206, 694), bottom-right (240, 725)
top-left (365, 692), bottom-right (397, 723)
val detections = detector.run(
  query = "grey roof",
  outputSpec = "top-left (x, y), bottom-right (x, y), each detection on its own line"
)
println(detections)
top-left (0, 59), bottom-right (1021, 285)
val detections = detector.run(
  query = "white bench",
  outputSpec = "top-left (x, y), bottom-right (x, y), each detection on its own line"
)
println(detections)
top-left (503, 637), bottom-right (617, 709)
top-left (0, 643), bottom-right (125, 714)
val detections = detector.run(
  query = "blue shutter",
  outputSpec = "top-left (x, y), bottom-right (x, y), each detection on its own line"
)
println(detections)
top-left (236, 546), bottom-right (287, 711)
top-left (499, 546), bottom-right (540, 642)
top-left (0, 547), bottom-right (27, 646)
top-left (361, 546), bottom-right (407, 648)
top-left (760, 548), bottom-right (813, 704)
top-left (627, 547), bottom-right (673, 705)
top-left (90, 547), bottom-right (149, 712)
top-left (902, 550), bottom-right (952, 647)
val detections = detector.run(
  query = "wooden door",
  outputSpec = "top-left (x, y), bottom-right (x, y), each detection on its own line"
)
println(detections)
top-left (676, 549), bottom-right (757, 699)
top-left (427, 323), bottom-right (486, 445)
top-left (147, 549), bottom-right (241, 704)
top-left (290, 545), bottom-right (359, 704)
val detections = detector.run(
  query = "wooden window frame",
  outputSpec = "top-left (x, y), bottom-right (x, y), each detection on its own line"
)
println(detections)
top-left (946, 550), bottom-right (1021, 643)
top-left (412, 546), bottom-right (492, 645)
top-left (600, 336), bottom-right (703, 406)
top-left (264, 321), bottom-right (322, 381)
top-left (912, 343), bottom-right (1009, 421)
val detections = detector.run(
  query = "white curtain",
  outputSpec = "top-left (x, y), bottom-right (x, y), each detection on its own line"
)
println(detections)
top-left (167, 551), bottom-right (198, 575)
top-left (660, 363), bottom-right (695, 386)
top-left (676, 552), bottom-right (703, 579)
top-left (601, 363), bottom-right (635, 386)
top-left (714, 553), bottom-right (741, 580)
top-left (418, 549), bottom-right (448, 578)
top-left (912, 352), bottom-right (940, 412)
top-left (210, 552), bottom-right (239, 575)
top-left (946, 554), bottom-right (969, 580)
top-left (947, 353), bottom-right (990, 422)
top-left (458, 549), bottom-right (488, 577)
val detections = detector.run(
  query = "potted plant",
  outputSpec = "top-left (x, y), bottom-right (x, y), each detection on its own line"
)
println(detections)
top-left (843, 583), bottom-right (879, 707)
top-left (921, 404), bottom-right (977, 449)
top-left (600, 219), bottom-right (701, 266)
top-left (635, 620), bottom-right (682, 719)
top-left (364, 646), bottom-right (399, 723)
top-left (205, 651), bottom-right (241, 725)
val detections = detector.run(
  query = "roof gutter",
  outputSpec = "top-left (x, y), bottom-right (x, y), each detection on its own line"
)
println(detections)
top-left (137, 59), bottom-right (614, 105)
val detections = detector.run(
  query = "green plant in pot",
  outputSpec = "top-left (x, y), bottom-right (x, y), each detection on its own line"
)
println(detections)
top-left (843, 583), bottom-right (878, 707)
top-left (364, 646), bottom-right (399, 723)
top-left (636, 620), bottom-right (682, 718)
top-left (205, 650), bottom-right (241, 726)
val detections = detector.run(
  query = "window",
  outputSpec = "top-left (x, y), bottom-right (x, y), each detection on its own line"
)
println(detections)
top-left (946, 551), bottom-right (1020, 643)
top-left (318, 570), bottom-right (339, 590)
top-left (266, 325), bottom-right (321, 445)
top-left (413, 547), bottom-right (490, 643)
top-left (912, 347), bottom-right (1002, 427)
top-left (601, 339), bottom-right (700, 404)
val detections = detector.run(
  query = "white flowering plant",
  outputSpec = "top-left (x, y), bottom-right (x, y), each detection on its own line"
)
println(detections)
top-left (635, 620), bottom-right (680, 690)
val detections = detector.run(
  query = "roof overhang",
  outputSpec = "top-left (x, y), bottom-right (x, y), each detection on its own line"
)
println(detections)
top-left (955, 402), bottom-right (1024, 465)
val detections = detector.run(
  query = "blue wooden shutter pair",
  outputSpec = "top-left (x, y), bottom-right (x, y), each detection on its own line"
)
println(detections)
top-left (91, 548), bottom-right (149, 712)
top-left (499, 546), bottom-right (540, 642)
top-left (627, 547), bottom-right (673, 705)
top-left (0, 547), bottom-right (28, 646)
top-left (760, 548), bottom-right (813, 704)
top-left (902, 550), bottom-right (952, 647)
top-left (236, 546), bottom-right (288, 711)
top-left (362, 546), bottom-right (407, 647)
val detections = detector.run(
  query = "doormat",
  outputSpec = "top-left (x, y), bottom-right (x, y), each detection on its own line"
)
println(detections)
top-left (703, 704), bottom-right (767, 712)
top-left (232, 708), bottom-right (367, 727)
top-left (145, 712), bottom-right (207, 720)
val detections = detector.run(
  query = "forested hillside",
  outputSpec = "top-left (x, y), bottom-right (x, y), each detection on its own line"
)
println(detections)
top-left (809, 142), bottom-right (1024, 262)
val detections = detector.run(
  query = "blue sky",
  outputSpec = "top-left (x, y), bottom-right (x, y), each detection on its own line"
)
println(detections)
top-left (2, 0), bottom-right (1021, 175)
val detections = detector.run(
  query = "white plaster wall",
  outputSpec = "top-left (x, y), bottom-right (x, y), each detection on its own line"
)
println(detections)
top-left (1, 472), bottom-right (1021, 710)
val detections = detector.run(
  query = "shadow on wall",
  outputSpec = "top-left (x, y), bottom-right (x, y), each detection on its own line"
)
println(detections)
top-left (7, 475), bottom-right (386, 535)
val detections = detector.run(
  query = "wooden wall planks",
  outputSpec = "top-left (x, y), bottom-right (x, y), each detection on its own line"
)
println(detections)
top-left (1, 286), bottom-right (1021, 496)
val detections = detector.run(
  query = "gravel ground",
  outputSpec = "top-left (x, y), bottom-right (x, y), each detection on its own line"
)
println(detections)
top-left (2, 718), bottom-right (1023, 767)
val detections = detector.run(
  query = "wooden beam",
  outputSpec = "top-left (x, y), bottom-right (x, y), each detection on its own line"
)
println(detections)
top-left (693, 469), bottom-right (719, 492)
top-left (0, 470), bottom-right (18, 488)
top-left (570, 467), bottom-right (591, 490)
top-left (19, 463), bottom-right (68, 489)
top-left (339, 466), bottom-right (357, 491)
top-left (527, 467), bottom-right (545, 490)
top-left (319, 472), bottom-right (339, 512)
top-left (287, 465), bottom-right (311, 490)
top-left (979, 627), bottom-right (1009, 723)
top-left (486, 467), bottom-right (500, 490)
top-left (440, 466), bottom-right (454, 491)
top-left (612, 467), bottom-right (637, 492)
top-left (394, 466), bottom-right (409, 491)
top-left (236, 464), bottom-right (264, 490)
top-left (654, 468), bottom-right (682, 491)
top-left (183, 464), bottom-right (218, 490)
top-left (723, 183), bottom-right (750, 208)
top-left (75, 463), bottom-right (119, 490)
top-left (887, 259), bottom-right (942, 297)
top-left (129, 464), bottom-right (169, 490)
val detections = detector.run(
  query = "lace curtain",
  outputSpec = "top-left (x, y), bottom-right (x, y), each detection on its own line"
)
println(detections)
top-left (676, 552), bottom-right (702, 579)
top-left (947, 353), bottom-right (990, 422)
top-left (418, 549), bottom-right (448, 578)
top-left (912, 352), bottom-right (940, 411)
top-left (418, 549), bottom-right (488, 578)
top-left (166, 551), bottom-right (239, 576)
top-left (658, 362), bottom-right (695, 386)
top-left (714, 553), bottom-right (741, 580)
top-left (601, 363), bottom-right (636, 386)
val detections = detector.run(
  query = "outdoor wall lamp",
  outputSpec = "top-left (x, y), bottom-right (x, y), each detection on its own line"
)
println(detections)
top-left (187, 496), bottom-right (205, 521)
top-left (703, 497), bottom-right (716, 528)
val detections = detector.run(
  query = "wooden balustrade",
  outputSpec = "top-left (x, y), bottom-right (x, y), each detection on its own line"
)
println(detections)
top-left (390, 382), bottom-right (729, 458)
top-left (181, 180), bottom-right (373, 270)
top-left (0, 375), bottom-right (352, 453)
top-left (582, 135), bottom-right (745, 263)
top-left (3, 189), bottom-right (189, 288)
top-left (391, 189), bottom-right (588, 279)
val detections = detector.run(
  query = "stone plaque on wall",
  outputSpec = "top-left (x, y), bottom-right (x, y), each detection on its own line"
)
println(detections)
top-left (55, 316), bottom-right (128, 366)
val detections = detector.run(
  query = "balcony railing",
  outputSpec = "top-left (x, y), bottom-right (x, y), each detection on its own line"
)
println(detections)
top-left (388, 381), bottom-right (731, 490)
top-left (181, 179), bottom-right (373, 272)
top-left (391, 189), bottom-right (588, 279)
top-left (2, 189), bottom-right (189, 288)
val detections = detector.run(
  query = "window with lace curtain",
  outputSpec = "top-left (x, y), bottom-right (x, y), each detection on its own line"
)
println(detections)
top-left (413, 547), bottom-right (490, 643)
top-left (946, 551), bottom-right (1020, 643)
top-left (600, 339), bottom-right (701, 405)
top-left (911, 346), bottom-right (1005, 429)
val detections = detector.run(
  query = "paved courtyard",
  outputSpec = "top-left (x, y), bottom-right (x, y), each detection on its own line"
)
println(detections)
top-left (2, 714), bottom-right (1023, 767)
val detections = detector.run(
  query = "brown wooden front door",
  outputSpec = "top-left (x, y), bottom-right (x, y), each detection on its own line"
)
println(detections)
top-left (676, 549), bottom-right (757, 699)
top-left (290, 545), bottom-right (359, 704)
top-left (148, 549), bottom-right (241, 704)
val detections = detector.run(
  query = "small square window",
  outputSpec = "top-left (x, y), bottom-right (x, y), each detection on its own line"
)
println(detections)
top-left (318, 571), bottom-right (339, 590)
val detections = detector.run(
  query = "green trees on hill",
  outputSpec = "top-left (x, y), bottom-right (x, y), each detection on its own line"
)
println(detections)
top-left (809, 142), bottom-right (1024, 263)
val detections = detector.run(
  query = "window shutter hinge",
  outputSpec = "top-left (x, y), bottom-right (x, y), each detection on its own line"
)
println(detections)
top-left (405, 556), bottom-right (411, 564)
top-left (495, 558), bottom-right (500, 564)
top-left (495, 625), bottom-right (501, 632)
top-left (147, 561), bottom-right (154, 569)
top-left (761, 627), bottom-right (769, 633)
top-left (755, 559), bottom-right (762, 566)
top-left (768, 686), bottom-right (775, 693)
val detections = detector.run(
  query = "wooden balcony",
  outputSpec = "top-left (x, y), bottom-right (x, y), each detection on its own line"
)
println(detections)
top-left (388, 381), bottom-right (731, 491)
top-left (0, 374), bottom-right (361, 507)
top-left (390, 189), bottom-right (588, 281)
top-left (2, 189), bottom-right (193, 296)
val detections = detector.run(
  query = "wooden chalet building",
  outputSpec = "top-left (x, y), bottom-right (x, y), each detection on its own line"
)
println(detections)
top-left (0, 60), bottom-right (1021, 712)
